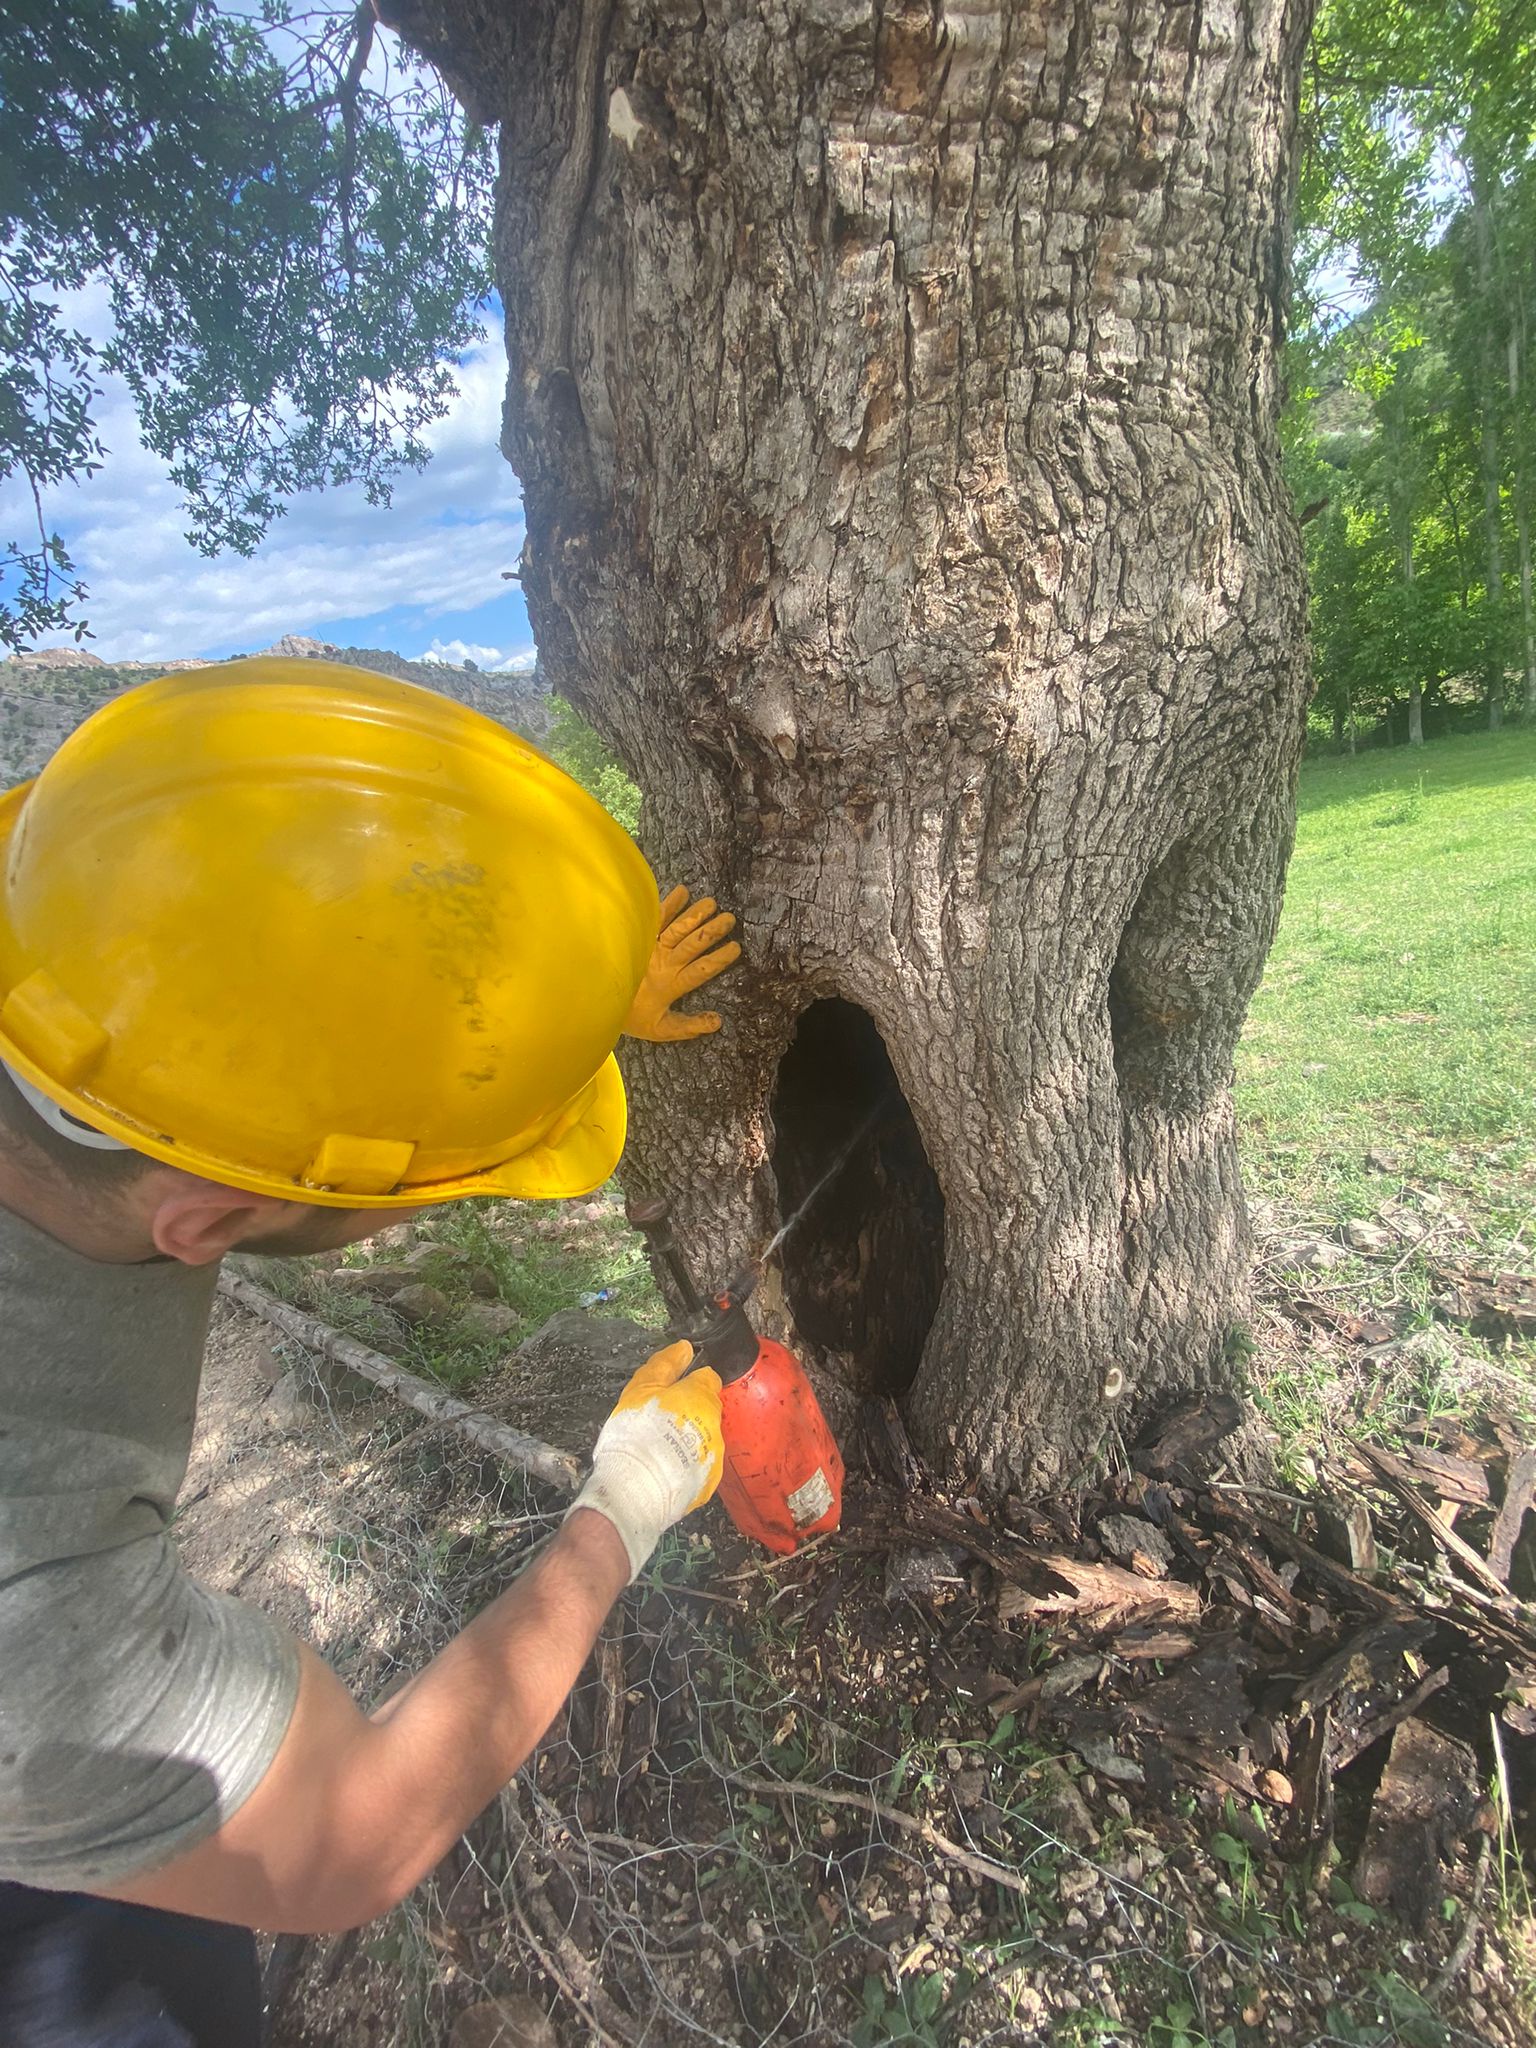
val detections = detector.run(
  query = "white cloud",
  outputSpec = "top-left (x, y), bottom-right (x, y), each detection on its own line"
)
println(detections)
top-left (419, 637), bottom-right (537, 673)
top-left (1, 315), bottom-right (526, 663)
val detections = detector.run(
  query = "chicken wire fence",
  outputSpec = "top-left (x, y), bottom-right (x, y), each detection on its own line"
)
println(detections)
top-left (263, 1339), bottom-right (1510, 2048)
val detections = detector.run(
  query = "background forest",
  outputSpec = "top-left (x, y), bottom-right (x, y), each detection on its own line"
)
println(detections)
top-left (1288, 0), bottom-right (1536, 749)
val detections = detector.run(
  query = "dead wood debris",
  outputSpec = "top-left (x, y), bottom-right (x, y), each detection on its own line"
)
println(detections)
top-left (1432, 1261), bottom-right (1536, 1342)
top-left (842, 1385), bottom-right (1536, 1941)
top-left (480, 1387), bottom-right (1535, 2048)
top-left (1354, 1718), bottom-right (1491, 1928)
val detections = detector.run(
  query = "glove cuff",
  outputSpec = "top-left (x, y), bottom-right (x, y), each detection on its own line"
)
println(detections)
top-left (565, 1454), bottom-right (669, 1582)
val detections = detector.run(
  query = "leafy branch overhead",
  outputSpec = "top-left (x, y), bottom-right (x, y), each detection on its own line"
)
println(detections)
top-left (0, 0), bottom-right (494, 650)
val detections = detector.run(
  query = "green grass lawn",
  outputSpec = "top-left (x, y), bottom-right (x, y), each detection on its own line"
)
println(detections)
top-left (1238, 728), bottom-right (1536, 1248)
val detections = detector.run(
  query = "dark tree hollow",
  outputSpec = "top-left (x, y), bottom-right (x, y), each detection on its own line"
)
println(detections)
top-left (770, 1000), bottom-right (945, 1399)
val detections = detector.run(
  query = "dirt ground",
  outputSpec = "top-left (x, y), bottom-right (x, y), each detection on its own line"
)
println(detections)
top-left (179, 1268), bottom-right (1535, 2048)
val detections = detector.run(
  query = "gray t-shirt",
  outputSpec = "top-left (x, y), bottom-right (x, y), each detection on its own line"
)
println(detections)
top-left (0, 1200), bottom-right (300, 1890)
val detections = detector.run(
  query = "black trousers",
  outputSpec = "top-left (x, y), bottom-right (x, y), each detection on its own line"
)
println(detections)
top-left (0, 1880), bottom-right (262, 2048)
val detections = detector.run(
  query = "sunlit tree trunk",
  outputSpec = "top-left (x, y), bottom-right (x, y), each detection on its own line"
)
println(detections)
top-left (1509, 329), bottom-right (1536, 722)
top-left (1472, 163), bottom-right (1508, 730)
top-left (1386, 378), bottom-right (1424, 747)
top-left (384, 0), bottom-right (1316, 1492)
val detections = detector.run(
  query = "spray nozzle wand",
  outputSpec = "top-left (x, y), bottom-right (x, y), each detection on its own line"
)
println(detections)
top-left (624, 1194), bottom-right (763, 1379)
top-left (623, 1193), bottom-right (706, 1314)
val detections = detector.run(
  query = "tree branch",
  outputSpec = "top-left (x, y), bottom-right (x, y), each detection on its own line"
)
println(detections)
top-left (218, 1269), bottom-right (581, 1493)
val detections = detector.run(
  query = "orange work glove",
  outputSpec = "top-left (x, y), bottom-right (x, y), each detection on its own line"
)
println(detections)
top-left (623, 885), bottom-right (742, 1042)
top-left (565, 1341), bottom-right (725, 1578)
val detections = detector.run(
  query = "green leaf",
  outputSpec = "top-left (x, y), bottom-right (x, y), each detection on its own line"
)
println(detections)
top-left (2, 0), bottom-right (494, 649)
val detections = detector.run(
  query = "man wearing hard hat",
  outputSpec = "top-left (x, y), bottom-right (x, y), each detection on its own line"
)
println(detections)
top-left (0, 659), bottom-right (738, 2046)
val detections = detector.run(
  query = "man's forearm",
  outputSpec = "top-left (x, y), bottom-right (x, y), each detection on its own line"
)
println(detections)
top-left (98, 1335), bottom-right (721, 1936)
top-left (369, 1508), bottom-right (627, 1743)
top-left (97, 1509), bottom-right (631, 1933)
top-left (357, 1509), bottom-right (630, 1897)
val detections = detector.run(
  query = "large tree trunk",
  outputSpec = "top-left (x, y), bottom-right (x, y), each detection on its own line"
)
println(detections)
top-left (385, 0), bottom-right (1315, 1494)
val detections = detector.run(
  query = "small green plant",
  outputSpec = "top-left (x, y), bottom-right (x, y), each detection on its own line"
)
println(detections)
top-left (1221, 1323), bottom-right (1257, 1371)
top-left (1368, 774), bottom-right (1425, 829)
top-left (1056, 2010), bottom-right (1139, 2046)
top-left (1205, 1810), bottom-right (1280, 1943)
top-left (1327, 1871), bottom-right (1383, 1927)
top-left (1323, 1970), bottom-right (1449, 2046)
top-left (1147, 1997), bottom-right (1235, 2048)
top-left (849, 1969), bottom-right (950, 2047)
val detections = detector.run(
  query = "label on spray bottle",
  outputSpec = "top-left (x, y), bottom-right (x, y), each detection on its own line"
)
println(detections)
top-left (787, 1467), bottom-right (835, 1526)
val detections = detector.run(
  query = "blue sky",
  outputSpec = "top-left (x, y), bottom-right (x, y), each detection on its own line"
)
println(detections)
top-left (3, 287), bottom-right (537, 671)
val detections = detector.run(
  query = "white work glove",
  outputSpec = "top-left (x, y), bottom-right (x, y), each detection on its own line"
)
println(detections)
top-left (566, 1340), bottom-right (725, 1579)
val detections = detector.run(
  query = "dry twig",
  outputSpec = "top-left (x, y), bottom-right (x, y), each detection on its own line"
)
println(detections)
top-left (730, 1772), bottom-right (1035, 1902)
top-left (1433, 1832), bottom-right (1493, 1995)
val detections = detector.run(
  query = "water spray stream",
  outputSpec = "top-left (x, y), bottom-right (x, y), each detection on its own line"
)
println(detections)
top-left (756, 1093), bottom-right (891, 1266)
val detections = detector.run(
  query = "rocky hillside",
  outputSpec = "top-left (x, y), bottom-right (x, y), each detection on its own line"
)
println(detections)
top-left (0, 636), bottom-right (548, 787)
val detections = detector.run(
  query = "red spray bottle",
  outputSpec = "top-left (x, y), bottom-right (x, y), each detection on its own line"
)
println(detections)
top-left (625, 1195), bottom-right (844, 1555)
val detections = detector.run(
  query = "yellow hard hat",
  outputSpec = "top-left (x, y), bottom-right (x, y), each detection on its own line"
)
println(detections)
top-left (0, 658), bottom-right (660, 1205)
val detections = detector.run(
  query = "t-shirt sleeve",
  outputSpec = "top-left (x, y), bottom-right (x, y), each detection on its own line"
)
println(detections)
top-left (0, 1533), bottom-right (300, 1891)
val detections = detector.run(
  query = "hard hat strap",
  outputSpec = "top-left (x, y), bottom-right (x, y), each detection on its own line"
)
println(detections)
top-left (0, 1061), bottom-right (133, 1152)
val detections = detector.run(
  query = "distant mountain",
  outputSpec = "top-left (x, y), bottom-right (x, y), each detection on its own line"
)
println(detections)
top-left (0, 638), bottom-right (549, 788)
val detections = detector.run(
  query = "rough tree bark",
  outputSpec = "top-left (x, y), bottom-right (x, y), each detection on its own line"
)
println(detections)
top-left (382, 0), bottom-right (1316, 1494)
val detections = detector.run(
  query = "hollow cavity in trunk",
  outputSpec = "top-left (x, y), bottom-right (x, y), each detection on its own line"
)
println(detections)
top-left (769, 1000), bottom-right (945, 1398)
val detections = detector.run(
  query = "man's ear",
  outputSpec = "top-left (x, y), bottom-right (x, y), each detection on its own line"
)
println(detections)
top-left (149, 1179), bottom-right (296, 1266)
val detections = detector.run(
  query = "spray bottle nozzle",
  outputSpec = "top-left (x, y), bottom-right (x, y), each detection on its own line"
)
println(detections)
top-left (720, 1261), bottom-right (762, 1309)
top-left (624, 1199), bottom-right (763, 1380)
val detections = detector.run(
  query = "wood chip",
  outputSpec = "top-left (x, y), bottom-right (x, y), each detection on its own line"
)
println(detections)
top-left (1290, 1295), bottom-right (1393, 1345)
top-left (1096, 1514), bottom-right (1175, 1578)
top-left (1205, 1498), bottom-right (1405, 1616)
top-left (996, 1554), bottom-right (1199, 1628)
top-left (1431, 1263), bottom-right (1536, 1340)
top-left (1131, 1390), bottom-right (1243, 1480)
top-left (1335, 1665), bottom-right (1449, 1772)
top-left (1399, 1443), bottom-right (1491, 1508)
top-left (1107, 1626), bottom-right (1198, 1662)
top-left (1287, 1706), bottom-right (1334, 1858)
top-left (855, 1489), bottom-right (1200, 1626)
top-left (1355, 1720), bottom-right (1483, 1928)
top-left (1213, 1532), bottom-right (1308, 1624)
top-left (1488, 1447), bottom-right (1536, 1585)
top-left (1158, 1736), bottom-right (1261, 1799)
top-left (1289, 1617), bottom-right (1432, 1718)
top-left (1123, 1637), bottom-right (1256, 1750)
top-left (1355, 1441), bottom-right (1514, 1599)
top-left (1316, 1497), bottom-right (1378, 1574)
